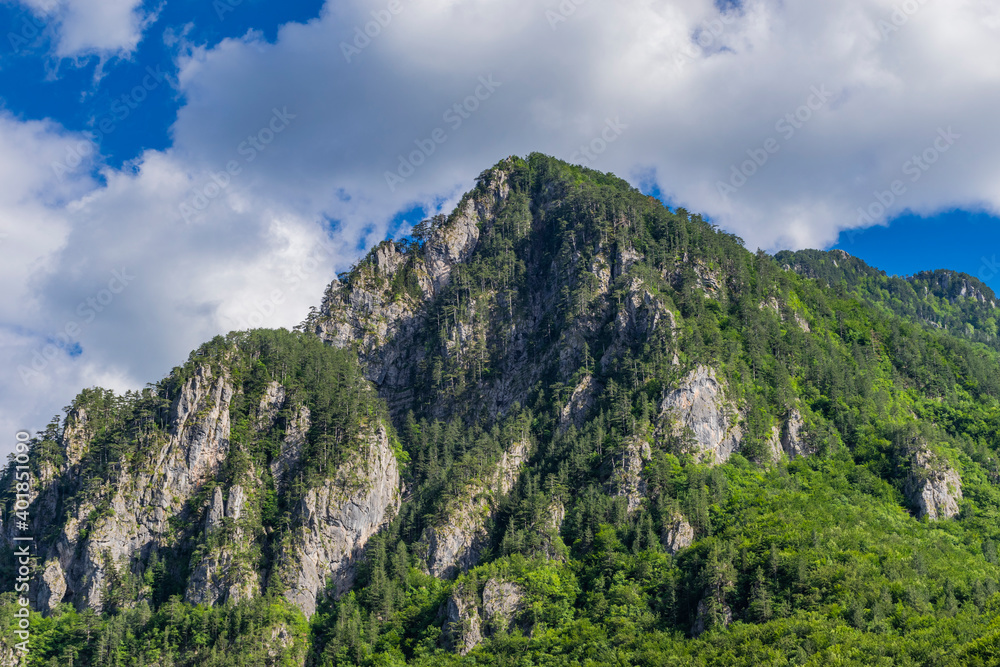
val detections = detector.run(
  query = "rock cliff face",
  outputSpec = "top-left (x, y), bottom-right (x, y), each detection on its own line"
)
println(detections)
top-left (0, 638), bottom-right (19, 667)
top-left (559, 374), bottom-right (600, 431)
top-left (906, 449), bottom-right (962, 521)
top-left (421, 440), bottom-right (529, 579)
top-left (185, 484), bottom-right (260, 606)
top-left (21, 365), bottom-right (234, 613)
top-left (780, 409), bottom-right (812, 460)
top-left (444, 582), bottom-right (483, 656)
top-left (913, 270), bottom-right (997, 307)
top-left (314, 166), bottom-right (512, 403)
top-left (444, 577), bottom-right (526, 655)
top-left (481, 578), bottom-right (526, 635)
top-left (279, 423), bottom-right (400, 618)
top-left (659, 366), bottom-right (742, 464)
top-left (662, 512), bottom-right (695, 554)
top-left (4, 354), bottom-right (402, 620)
top-left (601, 277), bottom-right (679, 372)
top-left (271, 402), bottom-right (310, 492)
top-left (610, 437), bottom-right (651, 513)
top-left (310, 159), bottom-right (686, 432)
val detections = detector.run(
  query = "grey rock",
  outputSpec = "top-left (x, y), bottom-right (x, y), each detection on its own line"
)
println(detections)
top-left (559, 374), bottom-right (599, 431)
top-left (659, 366), bottom-right (742, 464)
top-left (278, 423), bottom-right (400, 618)
top-left (185, 483), bottom-right (260, 606)
top-left (266, 623), bottom-right (306, 666)
top-left (40, 365), bottom-right (235, 613)
top-left (609, 437), bottom-right (651, 514)
top-left (314, 167), bottom-right (512, 400)
top-left (61, 407), bottom-right (90, 467)
top-left (0, 635), bottom-right (20, 667)
top-left (37, 560), bottom-right (67, 611)
top-left (206, 486), bottom-right (225, 532)
top-left (421, 439), bottom-right (529, 579)
top-left (272, 404), bottom-right (310, 490)
top-left (546, 500), bottom-right (566, 533)
top-left (601, 277), bottom-right (678, 372)
top-left (662, 512), bottom-right (695, 554)
top-left (445, 578), bottom-right (526, 655)
top-left (781, 409), bottom-right (813, 460)
top-left (227, 484), bottom-right (247, 520)
top-left (257, 381), bottom-right (287, 430)
top-left (906, 449), bottom-right (962, 520)
top-left (185, 549), bottom-right (260, 607)
top-left (445, 583), bottom-right (482, 656)
top-left (481, 578), bottom-right (526, 635)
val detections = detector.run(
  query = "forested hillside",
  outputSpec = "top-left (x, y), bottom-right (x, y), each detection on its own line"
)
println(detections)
top-left (3, 154), bottom-right (1000, 666)
top-left (775, 248), bottom-right (998, 351)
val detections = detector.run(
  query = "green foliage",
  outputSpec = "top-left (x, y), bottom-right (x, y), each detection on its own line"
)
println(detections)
top-left (15, 595), bottom-right (308, 666)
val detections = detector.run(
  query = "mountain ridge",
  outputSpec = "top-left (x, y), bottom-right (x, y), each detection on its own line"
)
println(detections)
top-left (3, 153), bottom-right (1000, 666)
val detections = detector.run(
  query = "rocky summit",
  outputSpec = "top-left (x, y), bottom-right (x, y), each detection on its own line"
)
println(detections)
top-left (3, 154), bottom-right (1000, 665)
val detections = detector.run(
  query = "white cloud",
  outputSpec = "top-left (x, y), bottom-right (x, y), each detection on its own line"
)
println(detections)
top-left (3, 0), bottom-right (1000, 454)
top-left (166, 0), bottom-right (1000, 252)
top-left (17, 0), bottom-right (152, 57)
top-left (0, 131), bottom-right (345, 456)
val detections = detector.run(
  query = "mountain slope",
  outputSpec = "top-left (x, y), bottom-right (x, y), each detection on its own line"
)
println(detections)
top-left (776, 248), bottom-right (998, 350)
top-left (4, 154), bottom-right (1000, 666)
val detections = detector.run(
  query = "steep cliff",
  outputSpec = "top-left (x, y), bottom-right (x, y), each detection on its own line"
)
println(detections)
top-left (1, 329), bottom-right (404, 622)
top-left (420, 439), bottom-right (529, 579)
top-left (21, 364), bottom-right (235, 613)
top-left (278, 423), bottom-right (400, 617)
top-left (609, 436), bottom-right (651, 513)
top-left (313, 166), bottom-right (512, 407)
top-left (443, 577), bottom-right (526, 655)
top-left (906, 448), bottom-right (963, 521)
top-left (659, 366), bottom-right (742, 464)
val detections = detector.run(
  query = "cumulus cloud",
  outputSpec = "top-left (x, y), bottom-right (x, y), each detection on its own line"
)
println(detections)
top-left (165, 0), bottom-right (1000, 252)
top-left (0, 128), bottom-right (344, 453)
top-left (16, 0), bottom-right (153, 57)
top-left (3, 0), bottom-right (1000, 453)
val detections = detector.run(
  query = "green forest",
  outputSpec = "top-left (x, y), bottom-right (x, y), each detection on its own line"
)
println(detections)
top-left (3, 154), bottom-right (1000, 666)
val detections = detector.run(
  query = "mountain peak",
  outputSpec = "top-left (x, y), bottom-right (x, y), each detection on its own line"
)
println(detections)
top-left (5, 154), bottom-right (1000, 665)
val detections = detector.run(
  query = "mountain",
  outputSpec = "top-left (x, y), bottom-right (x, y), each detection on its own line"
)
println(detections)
top-left (3, 154), bottom-right (1000, 666)
top-left (775, 248), bottom-right (998, 350)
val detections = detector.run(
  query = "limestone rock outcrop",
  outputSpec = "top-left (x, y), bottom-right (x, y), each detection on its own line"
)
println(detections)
top-left (481, 578), bottom-right (526, 636)
top-left (444, 577), bottom-right (526, 655)
top-left (662, 512), bottom-right (695, 554)
top-left (444, 583), bottom-right (483, 656)
top-left (610, 437), bottom-right (651, 513)
top-left (906, 449), bottom-right (962, 521)
top-left (421, 440), bottom-right (529, 579)
top-left (780, 409), bottom-right (813, 460)
top-left (314, 167), bottom-right (512, 397)
top-left (659, 366), bottom-right (742, 464)
top-left (185, 484), bottom-right (260, 606)
top-left (3, 360), bottom-right (402, 621)
top-left (20, 365), bottom-right (235, 613)
top-left (559, 374), bottom-right (600, 431)
top-left (278, 423), bottom-right (401, 618)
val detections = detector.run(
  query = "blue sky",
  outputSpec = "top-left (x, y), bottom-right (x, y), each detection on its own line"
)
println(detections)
top-left (1, 0), bottom-right (999, 451)
top-left (0, 0), bottom-right (323, 168)
top-left (834, 211), bottom-right (1000, 295)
